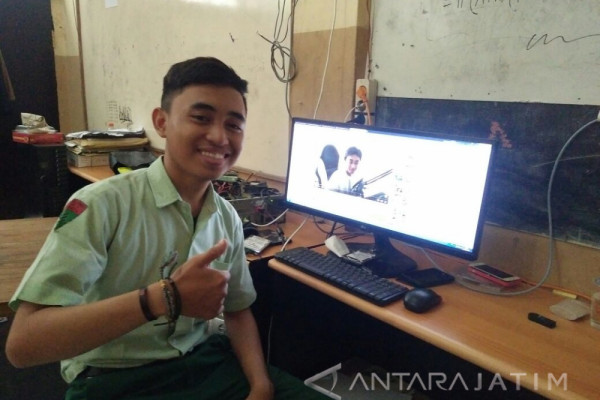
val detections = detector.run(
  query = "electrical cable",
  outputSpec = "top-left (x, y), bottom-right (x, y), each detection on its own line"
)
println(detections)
top-left (280, 216), bottom-right (308, 252)
top-left (311, 215), bottom-right (334, 234)
top-left (312, 0), bottom-right (338, 119)
top-left (455, 117), bottom-right (600, 296)
top-left (366, 0), bottom-right (374, 80)
top-left (257, 0), bottom-right (297, 83)
top-left (257, 0), bottom-right (298, 118)
top-left (251, 208), bottom-right (289, 228)
top-left (355, 85), bottom-right (372, 125)
top-left (344, 105), bottom-right (359, 123)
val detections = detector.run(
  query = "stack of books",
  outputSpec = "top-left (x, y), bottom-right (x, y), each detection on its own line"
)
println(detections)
top-left (65, 129), bottom-right (149, 167)
top-left (12, 125), bottom-right (64, 144)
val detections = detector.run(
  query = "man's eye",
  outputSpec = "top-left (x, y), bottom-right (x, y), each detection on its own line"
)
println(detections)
top-left (227, 122), bottom-right (244, 132)
top-left (192, 115), bottom-right (210, 122)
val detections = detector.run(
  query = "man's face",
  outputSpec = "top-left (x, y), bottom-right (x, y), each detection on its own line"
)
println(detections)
top-left (153, 84), bottom-right (246, 183)
top-left (345, 154), bottom-right (360, 176)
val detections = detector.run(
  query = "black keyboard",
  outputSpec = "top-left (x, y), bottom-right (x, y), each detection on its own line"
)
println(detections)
top-left (274, 247), bottom-right (409, 306)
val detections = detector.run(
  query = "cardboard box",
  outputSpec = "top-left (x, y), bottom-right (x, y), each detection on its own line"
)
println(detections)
top-left (12, 131), bottom-right (64, 144)
top-left (67, 151), bottom-right (110, 167)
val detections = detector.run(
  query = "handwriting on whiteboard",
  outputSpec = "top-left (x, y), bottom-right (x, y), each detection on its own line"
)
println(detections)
top-left (443, 0), bottom-right (519, 15)
top-left (526, 33), bottom-right (600, 50)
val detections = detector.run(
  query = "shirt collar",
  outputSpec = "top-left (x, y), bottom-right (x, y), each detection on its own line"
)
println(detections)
top-left (147, 156), bottom-right (218, 213)
top-left (147, 157), bottom-right (182, 208)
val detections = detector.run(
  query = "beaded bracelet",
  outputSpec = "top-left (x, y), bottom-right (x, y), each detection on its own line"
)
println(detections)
top-left (165, 278), bottom-right (182, 320)
top-left (159, 279), bottom-right (177, 336)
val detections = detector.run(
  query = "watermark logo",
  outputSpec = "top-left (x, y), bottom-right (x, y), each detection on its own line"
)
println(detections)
top-left (305, 363), bottom-right (568, 399)
top-left (304, 363), bottom-right (342, 400)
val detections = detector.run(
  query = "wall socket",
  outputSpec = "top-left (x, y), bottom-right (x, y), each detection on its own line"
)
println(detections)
top-left (355, 79), bottom-right (378, 115)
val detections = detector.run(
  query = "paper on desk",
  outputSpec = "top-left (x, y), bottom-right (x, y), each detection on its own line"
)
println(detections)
top-left (65, 137), bottom-right (149, 154)
top-left (15, 113), bottom-right (57, 133)
top-left (21, 112), bottom-right (48, 128)
top-left (65, 125), bottom-right (145, 140)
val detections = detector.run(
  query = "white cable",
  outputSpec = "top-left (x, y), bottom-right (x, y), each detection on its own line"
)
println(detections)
top-left (312, 0), bottom-right (337, 119)
top-left (343, 105), bottom-right (358, 122)
top-left (251, 209), bottom-right (289, 227)
top-left (280, 216), bottom-right (308, 252)
top-left (457, 118), bottom-right (600, 296)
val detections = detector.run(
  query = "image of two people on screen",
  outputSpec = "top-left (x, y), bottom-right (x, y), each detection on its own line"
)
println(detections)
top-left (315, 144), bottom-right (390, 203)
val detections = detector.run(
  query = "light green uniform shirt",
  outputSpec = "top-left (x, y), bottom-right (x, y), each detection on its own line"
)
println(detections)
top-left (10, 158), bottom-right (256, 382)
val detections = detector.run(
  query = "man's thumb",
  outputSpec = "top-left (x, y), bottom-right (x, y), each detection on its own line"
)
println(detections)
top-left (195, 239), bottom-right (228, 268)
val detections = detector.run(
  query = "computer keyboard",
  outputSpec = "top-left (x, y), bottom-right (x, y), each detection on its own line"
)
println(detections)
top-left (274, 247), bottom-right (409, 306)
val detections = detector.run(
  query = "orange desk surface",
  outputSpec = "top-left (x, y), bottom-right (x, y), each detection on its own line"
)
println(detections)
top-left (269, 252), bottom-right (600, 400)
top-left (68, 165), bottom-right (114, 182)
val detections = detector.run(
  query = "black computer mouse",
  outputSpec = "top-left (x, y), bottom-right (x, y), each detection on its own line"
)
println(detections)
top-left (403, 287), bottom-right (442, 313)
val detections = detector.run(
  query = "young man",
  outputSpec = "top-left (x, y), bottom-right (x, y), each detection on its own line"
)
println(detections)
top-left (327, 146), bottom-right (362, 195)
top-left (6, 57), bottom-right (327, 400)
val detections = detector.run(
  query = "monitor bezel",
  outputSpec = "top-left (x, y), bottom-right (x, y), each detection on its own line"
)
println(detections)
top-left (284, 117), bottom-right (497, 261)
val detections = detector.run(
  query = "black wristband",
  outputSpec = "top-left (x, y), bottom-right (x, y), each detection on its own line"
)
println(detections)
top-left (139, 287), bottom-right (157, 321)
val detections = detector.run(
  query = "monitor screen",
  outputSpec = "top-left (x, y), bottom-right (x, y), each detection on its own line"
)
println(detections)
top-left (285, 118), bottom-right (496, 274)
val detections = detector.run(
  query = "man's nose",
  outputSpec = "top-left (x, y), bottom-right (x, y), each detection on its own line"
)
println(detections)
top-left (206, 124), bottom-right (228, 145)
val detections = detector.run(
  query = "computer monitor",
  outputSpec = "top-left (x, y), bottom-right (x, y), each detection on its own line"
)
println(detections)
top-left (285, 117), bottom-right (497, 276)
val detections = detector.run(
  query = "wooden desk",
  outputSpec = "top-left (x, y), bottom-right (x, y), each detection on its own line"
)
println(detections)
top-left (269, 254), bottom-right (600, 400)
top-left (0, 210), bottom-right (324, 306)
top-left (68, 165), bottom-right (114, 182)
top-left (246, 211), bottom-right (328, 261)
top-left (0, 217), bottom-right (57, 305)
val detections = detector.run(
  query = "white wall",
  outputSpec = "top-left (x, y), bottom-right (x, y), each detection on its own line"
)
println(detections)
top-left (79, 0), bottom-right (293, 177)
top-left (371, 0), bottom-right (600, 105)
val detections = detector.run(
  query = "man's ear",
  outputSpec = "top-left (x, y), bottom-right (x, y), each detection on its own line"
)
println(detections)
top-left (152, 107), bottom-right (168, 138)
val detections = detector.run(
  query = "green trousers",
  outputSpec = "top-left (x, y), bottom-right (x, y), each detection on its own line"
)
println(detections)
top-left (65, 335), bottom-right (328, 400)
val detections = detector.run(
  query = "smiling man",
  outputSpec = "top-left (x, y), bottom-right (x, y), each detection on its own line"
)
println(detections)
top-left (6, 57), bottom-right (327, 400)
top-left (327, 146), bottom-right (363, 195)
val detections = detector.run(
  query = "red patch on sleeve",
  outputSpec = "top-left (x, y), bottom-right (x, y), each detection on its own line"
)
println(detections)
top-left (66, 198), bottom-right (88, 215)
top-left (55, 199), bottom-right (88, 230)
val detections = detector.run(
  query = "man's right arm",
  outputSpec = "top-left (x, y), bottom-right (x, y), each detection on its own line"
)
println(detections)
top-left (6, 240), bottom-right (230, 368)
top-left (6, 288), bottom-right (159, 368)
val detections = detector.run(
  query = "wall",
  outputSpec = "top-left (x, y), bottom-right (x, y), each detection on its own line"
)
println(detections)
top-left (367, 0), bottom-right (600, 293)
top-left (77, 0), bottom-right (293, 177)
top-left (289, 0), bottom-right (370, 123)
top-left (370, 0), bottom-right (599, 104)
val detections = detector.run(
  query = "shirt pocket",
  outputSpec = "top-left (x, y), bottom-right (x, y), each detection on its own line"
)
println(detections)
top-left (211, 260), bottom-right (231, 272)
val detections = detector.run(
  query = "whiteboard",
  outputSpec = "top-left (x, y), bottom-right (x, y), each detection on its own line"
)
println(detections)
top-left (79, 0), bottom-right (291, 177)
top-left (370, 0), bottom-right (600, 105)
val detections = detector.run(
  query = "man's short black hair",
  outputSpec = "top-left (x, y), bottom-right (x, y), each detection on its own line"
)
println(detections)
top-left (345, 146), bottom-right (362, 160)
top-left (161, 57), bottom-right (248, 111)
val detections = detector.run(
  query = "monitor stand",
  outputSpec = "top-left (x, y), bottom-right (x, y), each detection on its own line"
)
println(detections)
top-left (346, 233), bottom-right (418, 278)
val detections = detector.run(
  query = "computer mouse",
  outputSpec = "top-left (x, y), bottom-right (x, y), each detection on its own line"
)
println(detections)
top-left (403, 287), bottom-right (442, 313)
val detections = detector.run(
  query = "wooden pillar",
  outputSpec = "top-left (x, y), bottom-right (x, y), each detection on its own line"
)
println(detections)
top-left (290, 0), bottom-right (371, 122)
top-left (51, 0), bottom-right (87, 134)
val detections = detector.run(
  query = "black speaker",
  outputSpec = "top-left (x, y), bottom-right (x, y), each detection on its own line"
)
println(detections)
top-left (15, 143), bottom-right (70, 217)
